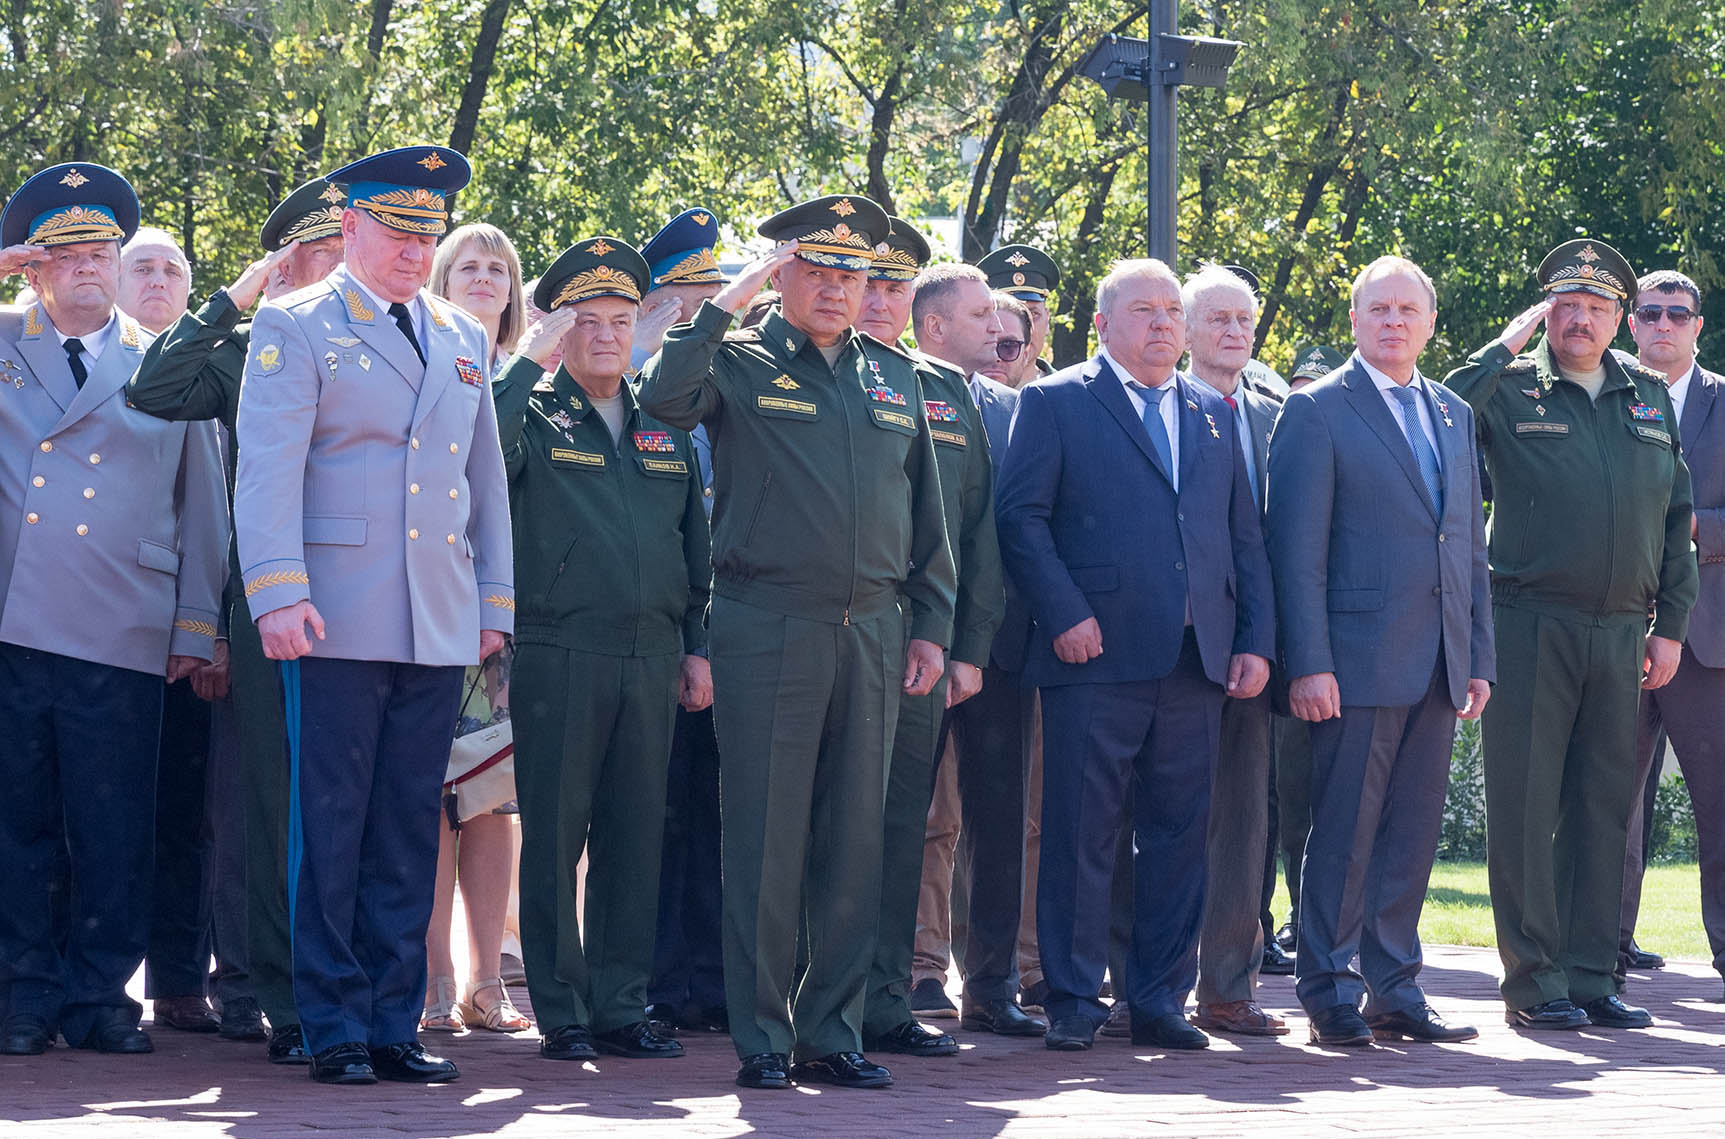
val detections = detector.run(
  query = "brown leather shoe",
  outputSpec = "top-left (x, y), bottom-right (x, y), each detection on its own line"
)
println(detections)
top-left (153, 996), bottom-right (221, 1033)
top-left (1190, 1000), bottom-right (1289, 1036)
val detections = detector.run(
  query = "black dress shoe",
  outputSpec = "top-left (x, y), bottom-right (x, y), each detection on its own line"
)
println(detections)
top-left (153, 995), bottom-right (221, 1033)
top-left (539, 1023), bottom-right (597, 1061)
top-left (1505, 998), bottom-right (1590, 1030)
top-left (595, 1021), bottom-right (685, 1058)
top-left (909, 977), bottom-right (959, 1018)
top-left (1366, 1003), bottom-right (1477, 1042)
top-left (644, 1003), bottom-right (680, 1037)
top-left (77, 1022), bottom-right (154, 1054)
top-left (1581, 995), bottom-right (1654, 1029)
top-left (1260, 941), bottom-right (1296, 976)
top-left (1, 1013), bottom-right (53, 1055)
top-left (791, 1051), bottom-right (893, 1089)
top-left (865, 1020), bottom-right (958, 1056)
top-left (686, 1004), bottom-right (729, 1033)
top-left (267, 1023), bottom-right (310, 1064)
top-left (370, 1041), bottom-right (459, 1083)
top-left (1308, 1004), bottom-right (1374, 1046)
top-left (309, 1041), bottom-right (376, 1085)
top-left (1131, 1012), bottom-right (1209, 1050)
top-left (962, 998), bottom-right (1047, 1036)
top-left (1628, 943), bottom-right (1666, 970)
top-left (219, 996), bottom-right (269, 1042)
top-left (736, 1052), bottom-right (794, 1089)
top-left (1044, 1014), bottom-right (1096, 1051)
top-left (1275, 921), bottom-right (1298, 951)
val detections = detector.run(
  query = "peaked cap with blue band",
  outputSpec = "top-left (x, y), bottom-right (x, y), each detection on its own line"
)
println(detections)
top-left (1, 162), bottom-right (139, 249)
top-left (325, 145), bottom-right (471, 237)
top-left (533, 237), bottom-right (650, 312)
top-left (758, 194), bottom-right (889, 271)
top-left (977, 243), bottom-right (1060, 301)
top-left (640, 206), bottom-right (726, 289)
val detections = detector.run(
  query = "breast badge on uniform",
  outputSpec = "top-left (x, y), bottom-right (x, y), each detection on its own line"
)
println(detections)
top-left (327, 335), bottom-right (361, 348)
top-left (633, 430), bottom-right (677, 453)
top-left (924, 400), bottom-right (958, 423)
top-left (548, 409), bottom-right (576, 438)
top-left (1628, 403), bottom-right (1665, 422)
top-left (866, 384), bottom-right (907, 407)
top-left (255, 344), bottom-right (283, 374)
top-left (1205, 411), bottom-right (1220, 439)
top-left (771, 374), bottom-right (800, 390)
top-left (1, 358), bottom-right (23, 388)
top-left (358, 353), bottom-right (372, 372)
top-left (455, 355), bottom-right (484, 387)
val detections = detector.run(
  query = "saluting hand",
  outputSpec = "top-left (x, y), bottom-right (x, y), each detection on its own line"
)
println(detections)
top-left (712, 241), bottom-right (800, 315)
top-left (903, 638), bottom-right (946, 696)
top-left (0, 243), bottom-right (46, 277)
top-left (1643, 635), bottom-right (1682, 690)
top-left (1290, 672), bottom-right (1342, 721)
top-left (258, 600), bottom-right (326, 661)
top-left (1499, 300), bottom-right (1553, 356)
top-left (515, 307), bottom-right (577, 369)
top-left (228, 244), bottom-right (297, 311)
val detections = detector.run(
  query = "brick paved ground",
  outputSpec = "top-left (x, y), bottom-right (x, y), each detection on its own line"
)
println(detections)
top-left (5, 945), bottom-right (1724, 1138)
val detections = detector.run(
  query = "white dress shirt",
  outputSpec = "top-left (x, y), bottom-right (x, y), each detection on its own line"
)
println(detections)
top-left (350, 273), bottom-right (427, 351)
top-left (1103, 346), bottom-right (1180, 490)
top-left (1667, 363), bottom-right (1695, 427)
top-left (1357, 352), bottom-right (1442, 474)
top-left (52, 310), bottom-right (116, 373)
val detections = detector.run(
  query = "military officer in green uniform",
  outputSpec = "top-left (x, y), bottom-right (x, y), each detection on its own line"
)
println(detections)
top-left (638, 194), bottom-right (957, 1091)
top-left (124, 176), bottom-right (348, 1065)
top-left (493, 237), bottom-right (711, 1064)
top-left (977, 244), bottom-right (1060, 375)
top-left (860, 247), bottom-right (1007, 1057)
top-left (1444, 239), bottom-right (1698, 1032)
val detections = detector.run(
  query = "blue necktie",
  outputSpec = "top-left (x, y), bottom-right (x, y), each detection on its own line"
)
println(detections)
top-left (1389, 385), bottom-right (1443, 514)
top-left (1138, 383), bottom-right (1174, 480)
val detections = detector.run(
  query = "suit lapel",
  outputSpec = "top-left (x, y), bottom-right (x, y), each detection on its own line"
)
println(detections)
top-left (412, 294), bottom-right (459, 431)
top-left (1422, 380), bottom-right (1468, 518)
top-left (57, 314), bottom-right (146, 430)
top-left (1088, 355), bottom-right (1171, 486)
top-left (1244, 391), bottom-right (1275, 503)
top-left (335, 268), bottom-right (422, 392)
top-left (1339, 360), bottom-right (1438, 521)
top-left (17, 305), bottom-right (77, 412)
top-left (1682, 366), bottom-right (1714, 453)
top-left (1175, 375), bottom-right (1204, 490)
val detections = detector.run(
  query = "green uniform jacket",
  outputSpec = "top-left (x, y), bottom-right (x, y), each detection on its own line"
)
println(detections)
top-left (1444, 335), bottom-right (1698, 641)
top-left (126, 287), bottom-right (248, 636)
top-left (493, 356), bottom-right (710, 658)
top-left (912, 354), bottom-right (1004, 667)
top-left (637, 301), bottom-right (957, 646)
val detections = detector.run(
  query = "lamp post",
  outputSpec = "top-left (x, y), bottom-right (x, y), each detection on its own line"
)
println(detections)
top-left (1078, 10), bottom-right (1243, 265)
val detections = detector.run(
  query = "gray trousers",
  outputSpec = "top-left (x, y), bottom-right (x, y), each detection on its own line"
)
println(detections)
top-left (1621, 653), bottom-right (1725, 980)
top-left (1196, 691), bottom-right (1272, 1005)
top-left (1296, 663), bottom-right (1455, 1017)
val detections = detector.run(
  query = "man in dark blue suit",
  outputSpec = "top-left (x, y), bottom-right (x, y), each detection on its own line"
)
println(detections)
top-left (996, 258), bottom-right (1275, 1052)
top-left (1267, 256), bottom-right (1493, 1047)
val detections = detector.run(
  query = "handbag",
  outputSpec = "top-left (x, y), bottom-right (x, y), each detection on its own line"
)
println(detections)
top-left (443, 654), bottom-right (515, 827)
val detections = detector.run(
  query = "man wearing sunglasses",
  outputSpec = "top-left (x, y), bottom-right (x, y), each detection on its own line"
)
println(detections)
top-left (1444, 239), bottom-right (1697, 1034)
top-left (1618, 270), bottom-right (1725, 1000)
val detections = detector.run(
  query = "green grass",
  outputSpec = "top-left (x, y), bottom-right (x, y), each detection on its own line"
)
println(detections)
top-left (1268, 861), bottom-right (1714, 963)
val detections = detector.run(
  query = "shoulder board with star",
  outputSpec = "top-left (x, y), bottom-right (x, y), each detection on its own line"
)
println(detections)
top-left (858, 331), bottom-right (916, 363)
top-left (1627, 362), bottom-right (1670, 387)
top-left (724, 327), bottom-right (762, 342)
top-left (274, 277), bottom-right (339, 312)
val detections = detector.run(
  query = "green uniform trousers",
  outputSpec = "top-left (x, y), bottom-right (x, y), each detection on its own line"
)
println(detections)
top-left (514, 644), bottom-right (681, 1033)
top-left (711, 593), bottom-right (904, 1061)
top-left (863, 609), bottom-right (949, 1038)
top-left (230, 600), bottom-right (296, 1030)
top-left (1485, 603), bottom-right (1644, 1007)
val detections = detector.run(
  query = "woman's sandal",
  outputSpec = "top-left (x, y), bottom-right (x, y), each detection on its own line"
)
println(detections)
top-left (421, 974), bottom-right (465, 1032)
top-left (460, 977), bottom-right (532, 1032)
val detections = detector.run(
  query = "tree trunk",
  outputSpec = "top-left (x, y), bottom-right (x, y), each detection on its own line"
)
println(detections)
top-left (961, 4), bottom-right (1065, 259)
top-left (864, 67), bottom-right (903, 215)
top-left (1051, 161), bottom-right (1119, 368)
top-left (449, 0), bottom-right (514, 155)
top-left (1257, 86), bottom-right (1350, 349)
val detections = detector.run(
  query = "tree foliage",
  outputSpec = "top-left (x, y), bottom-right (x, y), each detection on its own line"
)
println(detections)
top-left (1, 0), bottom-right (1719, 366)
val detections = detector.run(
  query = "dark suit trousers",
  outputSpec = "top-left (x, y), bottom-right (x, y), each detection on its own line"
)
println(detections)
top-left (1622, 654), bottom-right (1725, 978)
top-left (944, 664), bottom-right (1032, 1003)
top-left (1038, 633), bottom-right (1220, 1026)
top-left (1196, 691), bottom-right (1273, 1005)
top-left (1297, 661), bottom-right (1455, 1017)
top-left (648, 705), bottom-right (726, 1013)
top-left (0, 644), bottom-right (164, 1042)
top-left (1275, 716), bottom-right (1315, 929)
top-left (146, 677), bottom-right (214, 999)
top-left (283, 657), bottom-right (463, 1054)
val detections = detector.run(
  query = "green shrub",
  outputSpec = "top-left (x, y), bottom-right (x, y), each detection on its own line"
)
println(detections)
top-left (1650, 773), bottom-right (1699, 864)
top-left (1438, 717), bottom-right (1487, 861)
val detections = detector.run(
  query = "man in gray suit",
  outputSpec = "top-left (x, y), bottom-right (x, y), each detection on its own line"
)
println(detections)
top-left (235, 146), bottom-right (514, 1086)
top-left (1182, 265), bottom-right (1289, 1038)
top-left (1267, 255), bottom-right (1493, 1047)
top-left (0, 162), bottom-right (226, 1056)
top-left (1619, 269), bottom-right (1725, 995)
